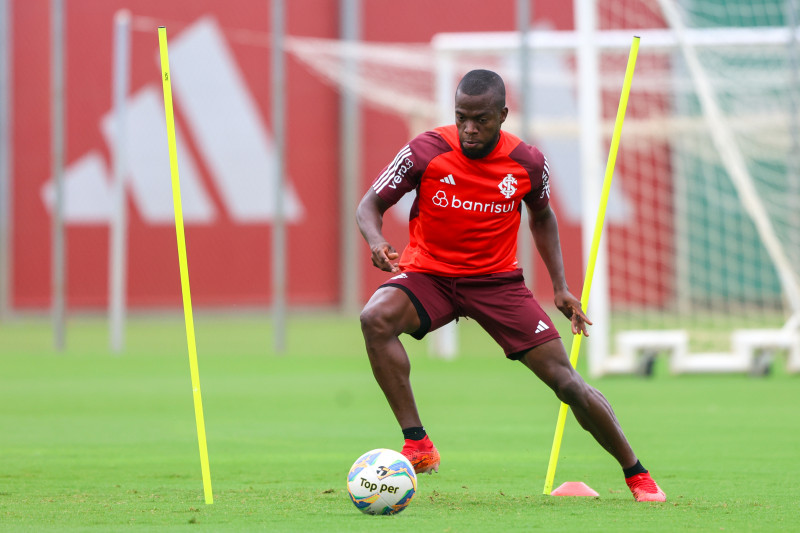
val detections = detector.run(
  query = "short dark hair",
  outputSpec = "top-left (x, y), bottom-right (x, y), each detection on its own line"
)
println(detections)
top-left (456, 69), bottom-right (506, 108)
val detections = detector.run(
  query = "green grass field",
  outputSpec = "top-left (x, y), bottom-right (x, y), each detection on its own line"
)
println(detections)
top-left (1, 313), bottom-right (798, 531)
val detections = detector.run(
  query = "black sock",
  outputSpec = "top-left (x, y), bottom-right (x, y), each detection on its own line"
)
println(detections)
top-left (402, 426), bottom-right (427, 441)
top-left (623, 460), bottom-right (648, 478)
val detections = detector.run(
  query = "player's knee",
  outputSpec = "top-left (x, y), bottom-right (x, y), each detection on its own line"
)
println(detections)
top-left (553, 374), bottom-right (590, 409)
top-left (360, 304), bottom-right (394, 339)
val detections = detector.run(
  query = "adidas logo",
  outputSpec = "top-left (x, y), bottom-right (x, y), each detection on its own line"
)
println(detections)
top-left (440, 174), bottom-right (456, 185)
top-left (535, 320), bottom-right (550, 334)
top-left (40, 18), bottom-right (304, 225)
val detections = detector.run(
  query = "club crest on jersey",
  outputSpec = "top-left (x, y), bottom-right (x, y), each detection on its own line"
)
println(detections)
top-left (499, 174), bottom-right (517, 199)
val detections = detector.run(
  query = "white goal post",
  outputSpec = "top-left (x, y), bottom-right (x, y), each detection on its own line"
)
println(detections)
top-left (428, 7), bottom-right (800, 375)
top-left (287, 0), bottom-right (800, 374)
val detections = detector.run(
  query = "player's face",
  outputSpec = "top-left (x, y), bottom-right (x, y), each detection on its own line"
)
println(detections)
top-left (455, 90), bottom-right (508, 159)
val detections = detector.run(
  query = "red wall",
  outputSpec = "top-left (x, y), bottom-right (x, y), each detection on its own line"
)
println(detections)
top-left (10, 0), bottom-right (586, 311)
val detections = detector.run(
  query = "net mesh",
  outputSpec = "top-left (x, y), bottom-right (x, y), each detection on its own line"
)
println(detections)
top-left (600, 0), bottom-right (800, 351)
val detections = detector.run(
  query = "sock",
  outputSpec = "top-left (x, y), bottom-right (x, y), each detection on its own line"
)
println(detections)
top-left (623, 460), bottom-right (648, 479)
top-left (402, 426), bottom-right (427, 441)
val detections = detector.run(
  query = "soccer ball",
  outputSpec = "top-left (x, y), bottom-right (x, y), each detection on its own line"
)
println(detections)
top-left (347, 448), bottom-right (417, 515)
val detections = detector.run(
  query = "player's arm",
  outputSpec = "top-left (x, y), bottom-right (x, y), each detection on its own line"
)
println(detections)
top-left (526, 203), bottom-right (592, 336)
top-left (356, 189), bottom-right (400, 273)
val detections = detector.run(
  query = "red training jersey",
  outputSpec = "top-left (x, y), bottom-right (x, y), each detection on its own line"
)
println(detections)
top-left (372, 125), bottom-right (550, 276)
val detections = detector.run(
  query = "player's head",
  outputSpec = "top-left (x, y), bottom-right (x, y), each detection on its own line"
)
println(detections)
top-left (454, 69), bottom-right (508, 159)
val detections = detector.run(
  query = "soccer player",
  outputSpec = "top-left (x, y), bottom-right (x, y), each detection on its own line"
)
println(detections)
top-left (356, 69), bottom-right (666, 502)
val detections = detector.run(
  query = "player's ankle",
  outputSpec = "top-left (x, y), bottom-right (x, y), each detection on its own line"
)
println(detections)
top-left (402, 426), bottom-right (427, 441)
top-left (623, 460), bottom-right (648, 479)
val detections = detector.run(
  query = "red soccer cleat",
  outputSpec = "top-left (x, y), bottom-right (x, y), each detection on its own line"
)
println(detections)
top-left (401, 435), bottom-right (440, 475)
top-left (626, 472), bottom-right (666, 502)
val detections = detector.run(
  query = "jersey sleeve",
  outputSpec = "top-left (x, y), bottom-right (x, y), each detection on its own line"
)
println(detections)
top-left (510, 142), bottom-right (550, 212)
top-left (527, 155), bottom-right (551, 211)
top-left (371, 131), bottom-right (452, 206)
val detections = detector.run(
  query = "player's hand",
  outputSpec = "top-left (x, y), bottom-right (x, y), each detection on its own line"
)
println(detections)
top-left (554, 289), bottom-right (592, 337)
top-left (370, 242), bottom-right (400, 273)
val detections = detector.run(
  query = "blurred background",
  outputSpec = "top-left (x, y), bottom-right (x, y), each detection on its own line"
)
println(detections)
top-left (1, 0), bottom-right (798, 375)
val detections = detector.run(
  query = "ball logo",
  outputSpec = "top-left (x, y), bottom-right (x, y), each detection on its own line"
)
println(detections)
top-left (432, 190), bottom-right (449, 207)
top-left (499, 174), bottom-right (517, 199)
top-left (348, 448), bottom-right (417, 516)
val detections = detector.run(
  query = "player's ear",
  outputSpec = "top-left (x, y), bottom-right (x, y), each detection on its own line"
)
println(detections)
top-left (499, 106), bottom-right (508, 124)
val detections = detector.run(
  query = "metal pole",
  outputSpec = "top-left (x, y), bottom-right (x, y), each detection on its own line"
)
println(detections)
top-left (575, 0), bottom-right (610, 377)
top-left (516, 0), bottom-right (534, 290)
top-left (109, 10), bottom-right (130, 353)
top-left (517, 0), bottom-right (531, 139)
top-left (339, 0), bottom-right (361, 314)
top-left (271, 0), bottom-right (287, 353)
top-left (0, 0), bottom-right (12, 320)
top-left (429, 40), bottom-right (460, 360)
top-left (787, 0), bottom-right (800, 268)
top-left (51, 0), bottom-right (66, 351)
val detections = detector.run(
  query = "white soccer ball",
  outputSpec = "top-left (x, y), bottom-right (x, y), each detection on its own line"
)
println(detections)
top-left (346, 448), bottom-right (417, 515)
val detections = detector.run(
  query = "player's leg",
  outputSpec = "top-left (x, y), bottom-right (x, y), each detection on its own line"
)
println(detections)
top-left (518, 340), bottom-right (636, 466)
top-left (457, 270), bottom-right (665, 500)
top-left (359, 286), bottom-right (424, 429)
top-left (518, 342), bottom-right (666, 501)
top-left (360, 276), bottom-right (453, 474)
top-left (458, 271), bottom-right (635, 464)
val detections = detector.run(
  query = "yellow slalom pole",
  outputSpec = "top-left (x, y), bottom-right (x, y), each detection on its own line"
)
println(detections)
top-left (543, 36), bottom-right (640, 496)
top-left (157, 26), bottom-right (214, 505)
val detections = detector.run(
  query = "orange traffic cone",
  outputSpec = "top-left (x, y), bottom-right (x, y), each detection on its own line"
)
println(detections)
top-left (550, 482), bottom-right (600, 497)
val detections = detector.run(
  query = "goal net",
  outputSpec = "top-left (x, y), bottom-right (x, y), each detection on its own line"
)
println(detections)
top-left (288, 0), bottom-right (800, 374)
top-left (587, 0), bottom-right (800, 374)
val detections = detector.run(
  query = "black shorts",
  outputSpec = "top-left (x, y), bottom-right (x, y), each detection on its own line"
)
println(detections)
top-left (380, 269), bottom-right (561, 359)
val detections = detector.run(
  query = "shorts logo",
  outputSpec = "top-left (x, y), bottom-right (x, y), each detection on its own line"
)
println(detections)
top-left (499, 174), bottom-right (517, 199)
top-left (432, 190), bottom-right (449, 207)
top-left (535, 320), bottom-right (550, 333)
top-left (390, 273), bottom-right (408, 280)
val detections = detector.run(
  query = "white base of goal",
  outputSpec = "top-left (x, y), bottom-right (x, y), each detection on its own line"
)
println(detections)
top-left (428, 320), bottom-right (458, 360)
top-left (599, 329), bottom-right (800, 376)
